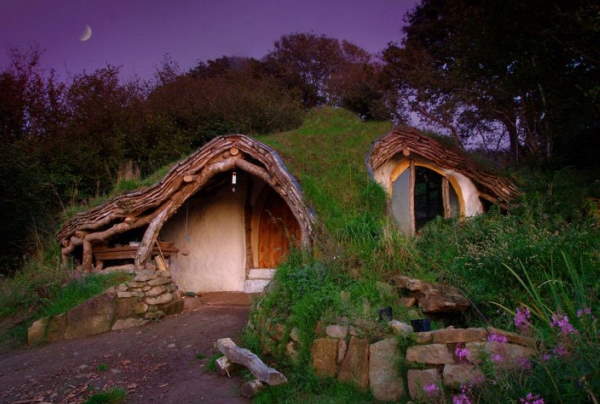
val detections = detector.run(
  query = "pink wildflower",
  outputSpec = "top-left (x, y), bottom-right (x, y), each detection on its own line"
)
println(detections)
top-left (488, 333), bottom-right (508, 343)
top-left (455, 344), bottom-right (470, 361)
top-left (491, 353), bottom-right (503, 362)
top-left (423, 383), bottom-right (439, 395)
top-left (520, 392), bottom-right (544, 404)
top-left (551, 313), bottom-right (578, 335)
top-left (514, 307), bottom-right (531, 331)
top-left (541, 353), bottom-right (552, 361)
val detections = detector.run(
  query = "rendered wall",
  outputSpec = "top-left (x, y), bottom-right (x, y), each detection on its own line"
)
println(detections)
top-left (373, 155), bottom-right (484, 227)
top-left (160, 185), bottom-right (247, 293)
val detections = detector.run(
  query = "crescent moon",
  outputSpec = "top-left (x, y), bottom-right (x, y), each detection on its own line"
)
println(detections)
top-left (80, 25), bottom-right (92, 42)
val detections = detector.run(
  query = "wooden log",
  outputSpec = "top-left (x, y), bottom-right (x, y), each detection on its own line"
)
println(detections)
top-left (183, 175), bottom-right (196, 183)
top-left (134, 204), bottom-right (172, 268)
top-left (240, 379), bottom-right (265, 398)
top-left (216, 338), bottom-right (287, 386)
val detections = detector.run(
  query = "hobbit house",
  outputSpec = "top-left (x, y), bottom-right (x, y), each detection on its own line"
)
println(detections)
top-left (367, 127), bottom-right (519, 235)
top-left (58, 135), bottom-right (314, 294)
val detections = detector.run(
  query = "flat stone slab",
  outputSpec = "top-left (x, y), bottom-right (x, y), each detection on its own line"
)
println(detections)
top-left (406, 344), bottom-right (455, 364)
top-left (338, 337), bottom-right (369, 389)
top-left (311, 338), bottom-right (338, 378)
top-left (369, 338), bottom-right (404, 401)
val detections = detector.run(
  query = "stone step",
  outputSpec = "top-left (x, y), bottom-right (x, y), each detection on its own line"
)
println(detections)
top-left (247, 268), bottom-right (276, 280)
top-left (244, 279), bottom-right (271, 294)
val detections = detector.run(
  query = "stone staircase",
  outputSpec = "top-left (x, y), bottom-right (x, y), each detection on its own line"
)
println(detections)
top-left (244, 268), bottom-right (276, 293)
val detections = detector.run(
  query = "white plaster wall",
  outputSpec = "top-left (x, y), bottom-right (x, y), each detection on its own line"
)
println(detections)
top-left (160, 186), bottom-right (247, 293)
top-left (372, 156), bottom-right (484, 218)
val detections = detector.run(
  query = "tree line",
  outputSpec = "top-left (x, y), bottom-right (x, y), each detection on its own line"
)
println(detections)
top-left (1, 0), bottom-right (598, 274)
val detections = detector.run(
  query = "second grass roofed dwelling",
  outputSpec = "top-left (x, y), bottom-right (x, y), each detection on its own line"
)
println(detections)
top-left (367, 127), bottom-right (519, 236)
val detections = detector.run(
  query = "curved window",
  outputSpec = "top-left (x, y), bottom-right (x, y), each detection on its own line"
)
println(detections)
top-left (391, 164), bottom-right (461, 235)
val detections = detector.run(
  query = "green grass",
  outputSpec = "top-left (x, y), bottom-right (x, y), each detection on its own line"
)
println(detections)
top-left (245, 107), bottom-right (600, 402)
top-left (96, 363), bottom-right (109, 372)
top-left (84, 388), bottom-right (126, 404)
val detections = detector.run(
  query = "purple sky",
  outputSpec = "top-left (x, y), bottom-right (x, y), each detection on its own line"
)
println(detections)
top-left (1, 0), bottom-right (417, 82)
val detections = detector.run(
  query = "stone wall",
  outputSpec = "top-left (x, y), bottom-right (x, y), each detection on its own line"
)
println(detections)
top-left (308, 322), bottom-right (536, 402)
top-left (27, 270), bottom-right (183, 345)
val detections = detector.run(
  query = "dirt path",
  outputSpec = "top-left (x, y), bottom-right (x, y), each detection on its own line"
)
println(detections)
top-left (0, 294), bottom-right (252, 404)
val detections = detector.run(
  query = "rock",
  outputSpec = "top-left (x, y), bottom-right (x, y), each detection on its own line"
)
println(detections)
top-left (65, 293), bottom-right (115, 339)
top-left (126, 281), bottom-right (145, 288)
top-left (407, 368), bottom-right (441, 400)
top-left (144, 310), bottom-right (165, 320)
top-left (486, 327), bottom-right (536, 348)
top-left (46, 313), bottom-right (67, 342)
top-left (290, 327), bottom-right (300, 342)
top-left (369, 338), bottom-right (404, 401)
top-left (465, 341), bottom-right (535, 367)
top-left (406, 344), bottom-right (455, 364)
top-left (326, 324), bottom-right (348, 339)
top-left (28, 317), bottom-right (48, 345)
top-left (389, 320), bottom-right (413, 336)
top-left (159, 298), bottom-right (184, 315)
top-left (112, 318), bottom-right (148, 331)
top-left (116, 297), bottom-right (140, 319)
top-left (337, 339), bottom-right (347, 363)
top-left (338, 337), bottom-right (369, 390)
top-left (443, 364), bottom-right (485, 387)
top-left (148, 277), bottom-right (172, 286)
top-left (117, 284), bottom-right (128, 292)
top-left (159, 271), bottom-right (172, 278)
top-left (432, 327), bottom-right (487, 344)
top-left (414, 331), bottom-right (433, 344)
top-left (143, 286), bottom-right (151, 292)
top-left (117, 291), bottom-right (134, 298)
top-left (134, 270), bottom-right (158, 282)
top-left (418, 290), bottom-right (470, 313)
top-left (145, 286), bottom-right (167, 297)
top-left (399, 297), bottom-right (417, 307)
top-left (135, 302), bottom-right (149, 314)
top-left (145, 292), bottom-right (173, 305)
top-left (311, 338), bottom-right (338, 378)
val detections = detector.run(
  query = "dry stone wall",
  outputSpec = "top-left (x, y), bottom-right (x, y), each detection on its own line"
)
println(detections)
top-left (305, 321), bottom-right (536, 402)
top-left (27, 270), bottom-right (183, 345)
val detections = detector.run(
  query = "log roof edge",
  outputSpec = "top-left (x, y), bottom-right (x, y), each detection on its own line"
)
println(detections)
top-left (367, 126), bottom-right (519, 203)
top-left (57, 134), bottom-right (315, 249)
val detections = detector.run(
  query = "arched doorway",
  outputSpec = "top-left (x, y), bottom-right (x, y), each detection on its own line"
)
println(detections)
top-left (257, 188), bottom-right (301, 268)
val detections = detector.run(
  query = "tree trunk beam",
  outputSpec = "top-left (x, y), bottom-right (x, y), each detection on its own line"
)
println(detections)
top-left (216, 338), bottom-right (287, 386)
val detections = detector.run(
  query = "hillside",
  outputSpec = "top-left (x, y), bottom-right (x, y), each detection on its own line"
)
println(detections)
top-left (1, 107), bottom-right (598, 403)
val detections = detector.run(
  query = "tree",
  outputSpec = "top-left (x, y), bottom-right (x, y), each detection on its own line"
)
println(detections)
top-left (383, 0), bottom-right (600, 164)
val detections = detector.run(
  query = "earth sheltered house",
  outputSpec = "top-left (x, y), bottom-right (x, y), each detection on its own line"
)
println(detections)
top-left (58, 135), bottom-right (314, 294)
top-left (367, 127), bottom-right (519, 236)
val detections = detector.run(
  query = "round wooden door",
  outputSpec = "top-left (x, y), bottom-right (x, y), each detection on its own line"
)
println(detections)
top-left (258, 189), bottom-right (301, 268)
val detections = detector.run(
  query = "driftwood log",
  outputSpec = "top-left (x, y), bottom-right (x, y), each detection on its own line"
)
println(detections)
top-left (367, 126), bottom-right (519, 205)
top-left (216, 338), bottom-right (287, 386)
top-left (57, 135), bottom-right (315, 271)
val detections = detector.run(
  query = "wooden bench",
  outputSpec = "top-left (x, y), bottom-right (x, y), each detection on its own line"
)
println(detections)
top-left (92, 241), bottom-right (178, 269)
